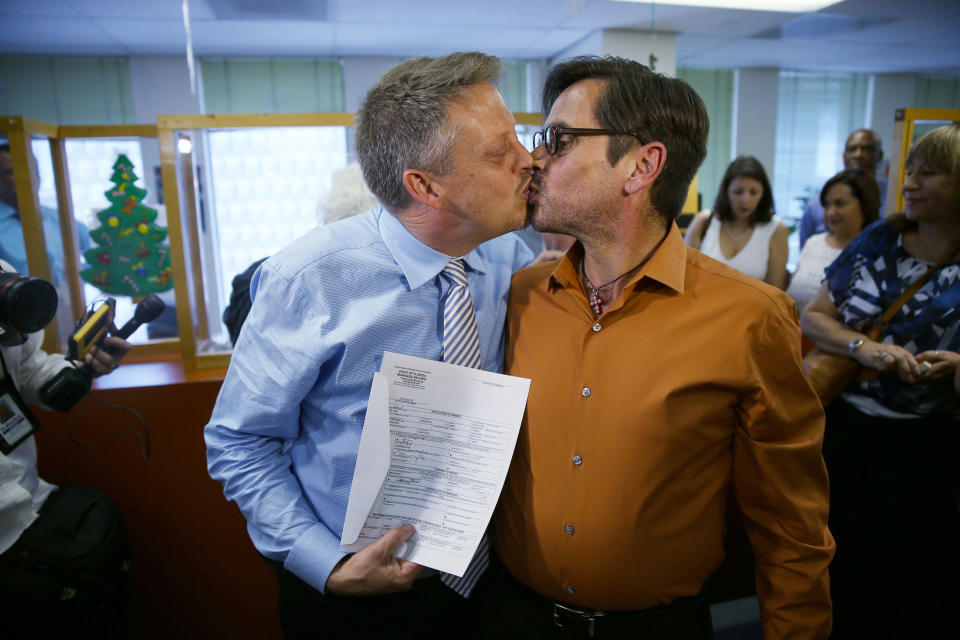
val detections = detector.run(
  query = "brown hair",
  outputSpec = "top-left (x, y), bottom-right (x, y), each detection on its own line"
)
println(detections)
top-left (542, 56), bottom-right (709, 224)
top-left (819, 168), bottom-right (881, 231)
top-left (712, 155), bottom-right (775, 225)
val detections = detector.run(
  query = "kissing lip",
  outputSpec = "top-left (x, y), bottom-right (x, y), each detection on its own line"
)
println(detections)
top-left (525, 178), bottom-right (541, 198)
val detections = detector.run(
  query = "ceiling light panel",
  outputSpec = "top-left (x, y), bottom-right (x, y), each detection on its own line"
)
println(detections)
top-left (611, 1), bottom-right (838, 11)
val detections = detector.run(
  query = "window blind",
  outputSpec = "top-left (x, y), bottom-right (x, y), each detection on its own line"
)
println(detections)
top-left (773, 71), bottom-right (869, 226)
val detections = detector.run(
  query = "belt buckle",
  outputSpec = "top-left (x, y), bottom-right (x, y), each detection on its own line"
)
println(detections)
top-left (553, 602), bottom-right (605, 638)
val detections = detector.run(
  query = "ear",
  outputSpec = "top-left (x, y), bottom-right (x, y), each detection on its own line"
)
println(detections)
top-left (402, 168), bottom-right (443, 209)
top-left (623, 142), bottom-right (666, 196)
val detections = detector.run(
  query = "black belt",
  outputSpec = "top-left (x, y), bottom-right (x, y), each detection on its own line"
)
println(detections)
top-left (498, 562), bottom-right (705, 638)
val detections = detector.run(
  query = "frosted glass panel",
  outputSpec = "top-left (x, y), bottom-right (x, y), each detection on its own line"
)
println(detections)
top-left (206, 126), bottom-right (350, 320)
top-left (33, 138), bottom-right (167, 344)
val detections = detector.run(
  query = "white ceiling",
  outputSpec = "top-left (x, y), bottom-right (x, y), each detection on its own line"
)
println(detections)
top-left (1, 0), bottom-right (959, 74)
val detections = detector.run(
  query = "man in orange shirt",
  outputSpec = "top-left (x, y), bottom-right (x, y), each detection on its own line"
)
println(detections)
top-left (488, 57), bottom-right (834, 639)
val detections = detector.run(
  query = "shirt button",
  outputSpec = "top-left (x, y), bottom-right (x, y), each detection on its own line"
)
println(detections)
top-left (566, 585), bottom-right (575, 594)
top-left (572, 455), bottom-right (582, 465)
top-left (592, 322), bottom-right (601, 332)
top-left (581, 387), bottom-right (591, 397)
top-left (565, 524), bottom-right (575, 535)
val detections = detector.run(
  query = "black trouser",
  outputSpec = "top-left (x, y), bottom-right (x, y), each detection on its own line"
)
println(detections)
top-left (476, 554), bottom-right (713, 639)
top-left (823, 400), bottom-right (959, 640)
top-left (270, 563), bottom-right (484, 640)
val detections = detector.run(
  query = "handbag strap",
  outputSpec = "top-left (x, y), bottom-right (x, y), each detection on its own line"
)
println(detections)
top-left (875, 239), bottom-right (960, 328)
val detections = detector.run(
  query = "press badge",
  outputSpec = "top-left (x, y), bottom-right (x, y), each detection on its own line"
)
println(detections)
top-left (0, 376), bottom-right (40, 454)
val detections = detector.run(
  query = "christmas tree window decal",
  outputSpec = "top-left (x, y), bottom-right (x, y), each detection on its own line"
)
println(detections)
top-left (81, 154), bottom-right (174, 298)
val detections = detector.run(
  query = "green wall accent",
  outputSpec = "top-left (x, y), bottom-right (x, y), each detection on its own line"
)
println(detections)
top-left (0, 56), bottom-right (133, 125)
top-left (677, 68), bottom-right (735, 209)
top-left (200, 58), bottom-right (345, 114)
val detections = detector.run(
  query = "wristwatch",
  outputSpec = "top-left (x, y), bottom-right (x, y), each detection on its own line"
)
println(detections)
top-left (848, 338), bottom-right (865, 357)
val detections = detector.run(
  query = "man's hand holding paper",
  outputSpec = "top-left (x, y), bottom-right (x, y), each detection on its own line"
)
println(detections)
top-left (341, 352), bottom-right (530, 577)
top-left (326, 523), bottom-right (423, 595)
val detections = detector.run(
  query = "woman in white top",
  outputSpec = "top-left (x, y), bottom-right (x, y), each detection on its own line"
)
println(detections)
top-left (685, 155), bottom-right (789, 288)
top-left (786, 168), bottom-right (881, 311)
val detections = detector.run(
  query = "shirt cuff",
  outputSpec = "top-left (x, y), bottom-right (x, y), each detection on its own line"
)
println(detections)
top-left (283, 523), bottom-right (348, 594)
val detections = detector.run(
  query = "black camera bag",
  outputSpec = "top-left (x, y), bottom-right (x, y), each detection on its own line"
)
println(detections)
top-left (0, 482), bottom-right (133, 633)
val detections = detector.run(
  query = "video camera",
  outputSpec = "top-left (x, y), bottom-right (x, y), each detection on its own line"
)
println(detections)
top-left (0, 269), bottom-right (58, 347)
top-left (0, 265), bottom-right (165, 411)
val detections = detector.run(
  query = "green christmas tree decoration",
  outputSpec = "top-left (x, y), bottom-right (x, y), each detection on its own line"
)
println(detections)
top-left (81, 154), bottom-right (174, 298)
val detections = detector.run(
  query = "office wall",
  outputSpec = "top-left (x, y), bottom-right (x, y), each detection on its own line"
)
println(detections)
top-left (33, 370), bottom-right (281, 639)
top-left (733, 68), bottom-right (779, 178)
top-left (870, 74), bottom-right (917, 180)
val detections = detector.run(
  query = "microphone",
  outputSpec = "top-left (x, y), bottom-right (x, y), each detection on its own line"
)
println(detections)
top-left (112, 294), bottom-right (166, 340)
top-left (39, 295), bottom-right (166, 411)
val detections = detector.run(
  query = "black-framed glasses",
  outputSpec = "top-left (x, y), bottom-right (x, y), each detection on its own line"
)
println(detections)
top-left (533, 124), bottom-right (643, 155)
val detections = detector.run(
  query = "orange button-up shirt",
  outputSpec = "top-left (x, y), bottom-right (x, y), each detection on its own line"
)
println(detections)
top-left (493, 224), bottom-right (834, 639)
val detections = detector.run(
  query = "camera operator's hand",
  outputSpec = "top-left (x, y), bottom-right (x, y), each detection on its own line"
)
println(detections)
top-left (84, 336), bottom-right (131, 376)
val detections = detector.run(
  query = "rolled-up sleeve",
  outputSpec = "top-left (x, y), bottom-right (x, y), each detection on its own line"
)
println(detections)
top-left (734, 298), bottom-right (835, 640)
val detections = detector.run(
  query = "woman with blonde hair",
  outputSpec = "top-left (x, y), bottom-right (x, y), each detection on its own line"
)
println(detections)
top-left (801, 124), bottom-right (960, 638)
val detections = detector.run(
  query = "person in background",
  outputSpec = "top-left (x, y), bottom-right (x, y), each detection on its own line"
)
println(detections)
top-left (800, 124), bottom-right (960, 638)
top-left (491, 55), bottom-right (833, 640)
top-left (205, 52), bottom-right (534, 639)
top-left (222, 163), bottom-right (379, 346)
top-left (0, 143), bottom-right (90, 285)
top-left (786, 168), bottom-right (881, 312)
top-left (318, 162), bottom-right (381, 224)
top-left (799, 129), bottom-right (886, 249)
top-left (684, 155), bottom-right (790, 289)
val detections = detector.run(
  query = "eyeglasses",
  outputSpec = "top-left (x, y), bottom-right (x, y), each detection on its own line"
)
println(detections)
top-left (533, 124), bottom-right (643, 155)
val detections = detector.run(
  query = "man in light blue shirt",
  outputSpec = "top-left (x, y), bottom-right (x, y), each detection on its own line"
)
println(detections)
top-left (204, 53), bottom-right (534, 638)
top-left (0, 144), bottom-right (91, 285)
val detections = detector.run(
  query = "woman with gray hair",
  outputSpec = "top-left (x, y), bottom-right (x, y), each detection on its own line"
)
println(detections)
top-left (317, 163), bottom-right (379, 224)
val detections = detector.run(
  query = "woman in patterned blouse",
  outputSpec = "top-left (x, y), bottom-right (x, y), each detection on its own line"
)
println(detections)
top-left (800, 124), bottom-right (960, 638)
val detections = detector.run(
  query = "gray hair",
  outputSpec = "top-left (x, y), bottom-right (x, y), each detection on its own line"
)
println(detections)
top-left (355, 52), bottom-right (504, 213)
top-left (318, 163), bottom-right (379, 224)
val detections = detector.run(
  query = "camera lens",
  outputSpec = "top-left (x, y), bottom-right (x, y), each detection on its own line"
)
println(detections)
top-left (0, 272), bottom-right (58, 334)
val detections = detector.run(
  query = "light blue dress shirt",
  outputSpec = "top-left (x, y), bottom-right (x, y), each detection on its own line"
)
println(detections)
top-left (205, 207), bottom-right (532, 593)
top-left (0, 201), bottom-right (90, 284)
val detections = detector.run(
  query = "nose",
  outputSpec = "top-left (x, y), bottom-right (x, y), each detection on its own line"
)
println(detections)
top-left (531, 143), bottom-right (547, 171)
top-left (902, 169), bottom-right (918, 191)
top-left (513, 138), bottom-right (534, 173)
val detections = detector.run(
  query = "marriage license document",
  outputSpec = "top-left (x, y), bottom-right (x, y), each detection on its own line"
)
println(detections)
top-left (340, 351), bottom-right (530, 576)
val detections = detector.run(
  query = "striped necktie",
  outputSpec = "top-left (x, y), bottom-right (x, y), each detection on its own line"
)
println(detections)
top-left (437, 258), bottom-right (490, 598)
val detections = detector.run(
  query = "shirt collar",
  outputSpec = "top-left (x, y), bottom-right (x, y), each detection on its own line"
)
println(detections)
top-left (548, 222), bottom-right (687, 296)
top-left (377, 206), bottom-right (488, 290)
